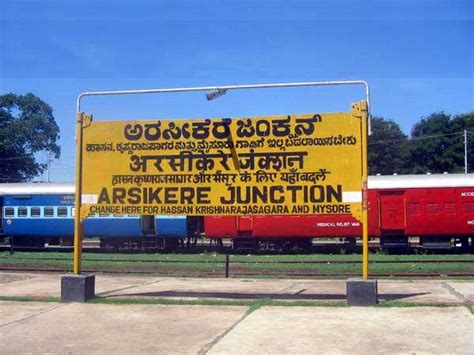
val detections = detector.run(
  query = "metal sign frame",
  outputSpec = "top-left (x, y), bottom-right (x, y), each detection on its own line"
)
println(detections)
top-left (73, 81), bottom-right (371, 278)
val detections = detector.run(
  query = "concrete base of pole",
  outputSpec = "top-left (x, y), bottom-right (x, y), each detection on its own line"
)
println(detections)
top-left (346, 278), bottom-right (378, 306)
top-left (61, 274), bottom-right (95, 303)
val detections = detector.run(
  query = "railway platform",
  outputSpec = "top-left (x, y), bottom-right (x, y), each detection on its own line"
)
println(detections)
top-left (0, 301), bottom-right (472, 354)
top-left (1, 272), bottom-right (473, 353)
top-left (1, 271), bottom-right (474, 304)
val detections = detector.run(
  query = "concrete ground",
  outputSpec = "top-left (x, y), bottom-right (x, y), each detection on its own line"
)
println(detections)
top-left (209, 307), bottom-right (474, 354)
top-left (0, 301), bottom-right (248, 354)
top-left (0, 301), bottom-right (472, 354)
top-left (1, 271), bottom-right (474, 304)
top-left (1, 272), bottom-right (473, 354)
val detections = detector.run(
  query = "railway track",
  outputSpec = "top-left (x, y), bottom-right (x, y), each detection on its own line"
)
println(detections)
top-left (0, 265), bottom-right (473, 278)
top-left (1, 256), bottom-right (474, 264)
top-left (1, 256), bottom-right (473, 278)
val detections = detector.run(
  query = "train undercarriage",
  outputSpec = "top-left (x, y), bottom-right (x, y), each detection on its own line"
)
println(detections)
top-left (2, 234), bottom-right (472, 253)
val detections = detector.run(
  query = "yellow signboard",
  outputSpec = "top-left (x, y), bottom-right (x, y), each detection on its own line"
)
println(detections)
top-left (81, 101), bottom-right (367, 220)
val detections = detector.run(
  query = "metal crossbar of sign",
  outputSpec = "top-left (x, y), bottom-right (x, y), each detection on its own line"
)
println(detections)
top-left (73, 81), bottom-right (370, 279)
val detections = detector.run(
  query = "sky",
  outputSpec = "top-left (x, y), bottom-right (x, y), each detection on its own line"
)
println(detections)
top-left (1, 0), bottom-right (473, 182)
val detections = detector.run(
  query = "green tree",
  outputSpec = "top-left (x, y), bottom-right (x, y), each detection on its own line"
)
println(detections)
top-left (409, 112), bottom-right (473, 173)
top-left (0, 93), bottom-right (60, 182)
top-left (368, 117), bottom-right (410, 175)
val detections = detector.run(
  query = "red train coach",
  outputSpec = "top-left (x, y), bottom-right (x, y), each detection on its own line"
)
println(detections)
top-left (203, 173), bottom-right (474, 250)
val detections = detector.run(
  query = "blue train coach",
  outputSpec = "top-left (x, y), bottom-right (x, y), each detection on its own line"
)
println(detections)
top-left (0, 183), bottom-right (188, 249)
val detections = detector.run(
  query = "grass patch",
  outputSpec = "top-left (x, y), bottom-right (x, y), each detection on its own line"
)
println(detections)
top-left (0, 294), bottom-right (468, 310)
top-left (88, 296), bottom-right (254, 307)
top-left (1, 251), bottom-right (473, 277)
top-left (247, 297), bottom-right (272, 313)
top-left (255, 299), bottom-right (347, 308)
top-left (2, 251), bottom-right (474, 262)
top-left (89, 296), bottom-right (347, 308)
top-left (465, 304), bottom-right (474, 314)
top-left (376, 300), bottom-right (458, 308)
top-left (84, 297), bottom-right (465, 309)
top-left (0, 295), bottom-right (60, 303)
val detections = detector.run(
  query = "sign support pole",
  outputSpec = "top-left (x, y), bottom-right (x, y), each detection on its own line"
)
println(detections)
top-left (361, 103), bottom-right (369, 279)
top-left (346, 100), bottom-right (376, 305)
top-left (73, 112), bottom-right (84, 275)
top-left (61, 112), bottom-right (95, 303)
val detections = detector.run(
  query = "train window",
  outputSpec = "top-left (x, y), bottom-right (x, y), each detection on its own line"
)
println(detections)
top-left (463, 202), bottom-right (474, 213)
top-left (407, 203), bottom-right (420, 215)
top-left (113, 214), bottom-right (124, 218)
top-left (44, 207), bottom-right (55, 217)
top-left (444, 203), bottom-right (456, 214)
top-left (31, 207), bottom-right (41, 217)
top-left (99, 214), bottom-right (110, 218)
top-left (4, 207), bottom-right (14, 217)
top-left (18, 207), bottom-right (28, 217)
top-left (71, 208), bottom-right (75, 217)
top-left (57, 207), bottom-right (68, 217)
top-left (426, 203), bottom-right (439, 215)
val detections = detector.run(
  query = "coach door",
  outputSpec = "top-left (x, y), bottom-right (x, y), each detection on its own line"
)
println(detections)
top-left (141, 215), bottom-right (156, 236)
top-left (379, 192), bottom-right (406, 232)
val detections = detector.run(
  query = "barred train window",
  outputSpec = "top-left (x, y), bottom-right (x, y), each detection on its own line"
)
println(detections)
top-left (18, 207), bottom-right (28, 217)
top-left (4, 207), bottom-right (14, 217)
top-left (31, 207), bottom-right (41, 217)
top-left (407, 203), bottom-right (420, 215)
top-left (426, 203), bottom-right (439, 215)
top-left (57, 207), bottom-right (68, 217)
top-left (463, 203), bottom-right (474, 213)
top-left (44, 207), bottom-right (54, 217)
top-left (444, 203), bottom-right (456, 214)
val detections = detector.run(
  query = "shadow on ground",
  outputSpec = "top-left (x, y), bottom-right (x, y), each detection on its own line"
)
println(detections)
top-left (105, 290), bottom-right (431, 301)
